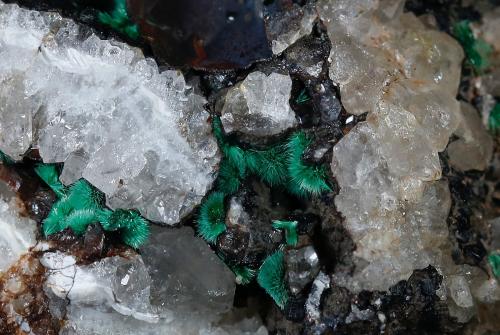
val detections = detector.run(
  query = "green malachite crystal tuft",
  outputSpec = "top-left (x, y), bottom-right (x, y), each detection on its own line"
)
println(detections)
top-left (272, 220), bottom-right (299, 246)
top-left (36, 164), bottom-right (149, 248)
top-left (98, 0), bottom-right (140, 39)
top-left (197, 192), bottom-right (227, 243)
top-left (489, 252), bottom-right (500, 278)
top-left (257, 250), bottom-right (289, 309)
top-left (231, 266), bottom-right (257, 285)
top-left (488, 104), bottom-right (500, 135)
top-left (453, 20), bottom-right (492, 73)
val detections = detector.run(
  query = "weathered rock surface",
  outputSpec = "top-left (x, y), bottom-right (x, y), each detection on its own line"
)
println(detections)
top-left (220, 71), bottom-right (297, 137)
top-left (0, 1), bottom-right (220, 225)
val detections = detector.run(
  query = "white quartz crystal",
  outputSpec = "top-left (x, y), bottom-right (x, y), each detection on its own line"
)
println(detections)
top-left (0, 196), bottom-right (37, 273)
top-left (0, 1), bottom-right (219, 225)
top-left (220, 71), bottom-right (297, 137)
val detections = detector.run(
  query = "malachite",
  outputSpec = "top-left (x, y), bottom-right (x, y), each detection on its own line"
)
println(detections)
top-left (98, 0), bottom-right (140, 39)
top-left (453, 20), bottom-right (492, 73)
top-left (488, 104), bottom-right (500, 135)
top-left (272, 220), bottom-right (299, 246)
top-left (35, 164), bottom-right (149, 248)
top-left (231, 265), bottom-right (257, 285)
top-left (196, 116), bottom-right (330, 306)
top-left (197, 191), bottom-right (227, 243)
top-left (257, 250), bottom-right (289, 309)
top-left (489, 252), bottom-right (500, 278)
top-left (295, 89), bottom-right (311, 104)
top-left (0, 150), bottom-right (14, 165)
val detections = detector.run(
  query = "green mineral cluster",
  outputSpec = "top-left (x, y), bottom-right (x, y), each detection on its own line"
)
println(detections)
top-left (98, 0), bottom-right (139, 39)
top-left (488, 103), bottom-right (500, 135)
top-left (197, 117), bottom-right (331, 308)
top-left (35, 164), bottom-right (149, 248)
top-left (453, 20), bottom-right (492, 73)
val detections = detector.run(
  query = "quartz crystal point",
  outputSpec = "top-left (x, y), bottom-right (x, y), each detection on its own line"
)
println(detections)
top-left (220, 71), bottom-right (297, 137)
top-left (0, 1), bottom-right (220, 225)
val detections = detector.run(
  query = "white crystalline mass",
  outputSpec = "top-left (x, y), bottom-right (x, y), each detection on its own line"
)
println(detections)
top-left (318, 0), bottom-right (464, 117)
top-left (0, 196), bottom-right (37, 273)
top-left (322, 0), bottom-right (498, 320)
top-left (0, 1), bottom-right (219, 225)
top-left (42, 248), bottom-right (266, 335)
top-left (220, 71), bottom-right (297, 137)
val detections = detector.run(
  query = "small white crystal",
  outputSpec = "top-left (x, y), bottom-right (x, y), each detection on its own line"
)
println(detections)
top-left (220, 71), bottom-right (297, 137)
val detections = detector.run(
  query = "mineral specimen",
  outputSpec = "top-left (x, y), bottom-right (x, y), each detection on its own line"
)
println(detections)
top-left (220, 71), bottom-right (297, 137)
top-left (0, 1), bottom-right (219, 225)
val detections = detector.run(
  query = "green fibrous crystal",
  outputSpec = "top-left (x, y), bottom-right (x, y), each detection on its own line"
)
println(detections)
top-left (232, 266), bottom-right (257, 285)
top-left (453, 20), bottom-right (492, 73)
top-left (36, 164), bottom-right (149, 248)
top-left (272, 220), bottom-right (298, 246)
top-left (295, 89), bottom-right (310, 104)
top-left (489, 252), bottom-right (500, 278)
top-left (488, 103), bottom-right (500, 135)
top-left (34, 164), bottom-right (66, 198)
top-left (98, 0), bottom-right (140, 39)
top-left (197, 192), bottom-right (227, 243)
top-left (257, 250), bottom-right (289, 309)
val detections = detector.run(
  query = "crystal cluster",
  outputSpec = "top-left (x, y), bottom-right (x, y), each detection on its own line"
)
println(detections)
top-left (220, 71), bottom-right (297, 137)
top-left (321, 0), bottom-right (495, 316)
top-left (0, 1), bottom-right (219, 225)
